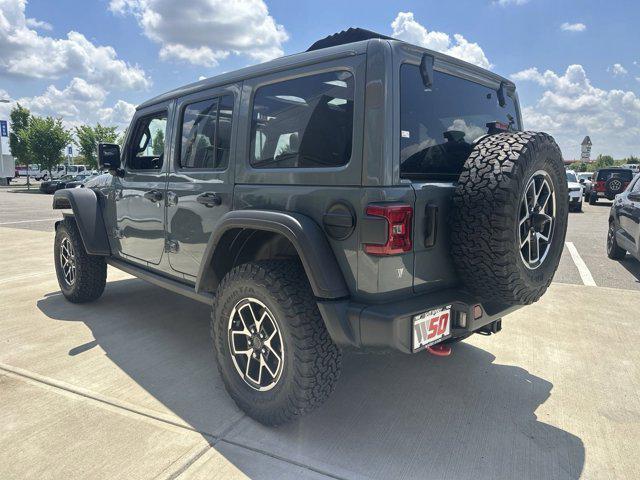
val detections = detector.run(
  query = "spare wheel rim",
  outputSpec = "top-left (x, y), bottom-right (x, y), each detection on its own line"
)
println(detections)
top-left (518, 170), bottom-right (557, 270)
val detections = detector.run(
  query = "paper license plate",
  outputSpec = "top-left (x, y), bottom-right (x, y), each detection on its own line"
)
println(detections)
top-left (412, 305), bottom-right (451, 351)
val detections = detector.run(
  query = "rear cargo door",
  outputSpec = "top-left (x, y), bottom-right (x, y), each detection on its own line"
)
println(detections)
top-left (398, 61), bottom-right (520, 293)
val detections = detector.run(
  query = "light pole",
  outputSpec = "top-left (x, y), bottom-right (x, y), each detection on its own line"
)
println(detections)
top-left (0, 99), bottom-right (9, 187)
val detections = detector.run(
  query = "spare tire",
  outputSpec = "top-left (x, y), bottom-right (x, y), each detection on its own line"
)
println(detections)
top-left (451, 131), bottom-right (568, 305)
top-left (605, 177), bottom-right (624, 197)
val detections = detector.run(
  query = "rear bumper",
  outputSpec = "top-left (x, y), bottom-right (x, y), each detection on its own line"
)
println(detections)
top-left (594, 191), bottom-right (616, 200)
top-left (317, 289), bottom-right (521, 354)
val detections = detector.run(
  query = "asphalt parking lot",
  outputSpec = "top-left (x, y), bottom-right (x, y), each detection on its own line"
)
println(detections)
top-left (1, 185), bottom-right (639, 479)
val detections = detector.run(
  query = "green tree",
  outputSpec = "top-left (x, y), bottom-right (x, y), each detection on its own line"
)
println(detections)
top-left (152, 130), bottom-right (164, 155)
top-left (74, 124), bottom-right (97, 168)
top-left (624, 156), bottom-right (639, 164)
top-left (25, 117), bottom-right (72, 174)
top-left (572, 162), bottom-right (588, 172)
top-left (74, 123), bottom-right (118, 169)
top-left (8, 103), bottom-right (31, 166)
top-left (594, 154), bottom-right (615, 169)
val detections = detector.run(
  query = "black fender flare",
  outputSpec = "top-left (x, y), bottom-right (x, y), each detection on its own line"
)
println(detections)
top-left (196, 210), bottom-right (349, 299)
top-left (53, 188), bottom-right (111, 256)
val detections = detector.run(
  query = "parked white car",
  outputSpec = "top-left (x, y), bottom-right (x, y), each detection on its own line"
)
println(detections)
top-left (620, 163), bottom-right (640, 174)
top-left (42, 164), bottom-right (88, 180)
top-left (577, 172), bottom-right (593, 198)
top-left (566, 170), bottom-right (584, 212)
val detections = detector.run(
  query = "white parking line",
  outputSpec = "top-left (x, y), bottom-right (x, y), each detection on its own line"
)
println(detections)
top-left (565, 242), bottom-right (597, 286)
top-left (0, 218), bottom-right (60, 225)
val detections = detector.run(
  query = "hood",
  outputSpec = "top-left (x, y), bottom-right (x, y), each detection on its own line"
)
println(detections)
top-left (568, 182), bottom-right (582, 190)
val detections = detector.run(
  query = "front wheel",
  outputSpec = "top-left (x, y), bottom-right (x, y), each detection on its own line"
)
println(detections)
top-left (607, 222), bottom-right (626, 260)
top-left (54, 218), bottom-right (107, 303)
top-left (211, 260), bottom-right (342, 425)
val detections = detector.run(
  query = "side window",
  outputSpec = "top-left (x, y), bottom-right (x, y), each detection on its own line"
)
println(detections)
top-left (632, 177), bottom-right (640, 193)
top-left (179, 94), bottom-right (234, 170)
top-left (128, 112), bottom-right (167, 170)
top-left (250, 71), bottom-right (354, 169)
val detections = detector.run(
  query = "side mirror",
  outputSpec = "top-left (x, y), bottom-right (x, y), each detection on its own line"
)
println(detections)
top-left (98, 143), bottom-right (121, 172)
top-left (419, 53), bottom-right (434, 89)
top-left (579, 178), bottom-right (585, 183)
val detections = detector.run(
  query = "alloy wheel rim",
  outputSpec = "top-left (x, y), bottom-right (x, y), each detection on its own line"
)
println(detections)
top-left (60, 237), bottom-right (76, 286)
top-left (607, 225), bottom-right (614, 254)
top-left (227, 298), bottom-right (284, 391)
top-left (518, 170), bottom-right (556, 270)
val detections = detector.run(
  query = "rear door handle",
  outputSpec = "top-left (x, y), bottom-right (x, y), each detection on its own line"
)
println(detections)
top-left (143, 189), bottom-right (163, 202)
top-left (197, 192), bottom-right (222, 207)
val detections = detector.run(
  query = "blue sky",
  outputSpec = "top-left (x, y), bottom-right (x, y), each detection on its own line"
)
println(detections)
top-left (1, 0), bottom-right (639, 159)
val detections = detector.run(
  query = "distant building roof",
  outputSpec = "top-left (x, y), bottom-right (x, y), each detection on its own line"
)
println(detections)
top-left (581, 136), bottom-right (592, 146)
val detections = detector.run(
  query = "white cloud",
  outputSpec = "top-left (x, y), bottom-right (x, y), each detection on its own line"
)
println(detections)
top-left (0, 0), bottom-right (150, 89)
top-left (560, 22), bottom-right (586, 32)
top-left (391, 12), bottom-right (492, 70)
top-left (109, 0), bottom-right (288, 67)
top-left (493, 0), bottom-right (530, 6)
top-left (25, 17), bottom-right (52, 31)
top-left (1, 79), bottom-right (136, 132)
top-left (511, 65), bottom-right (640, 158)
top-left (610, 63), bottom-right (628, 76)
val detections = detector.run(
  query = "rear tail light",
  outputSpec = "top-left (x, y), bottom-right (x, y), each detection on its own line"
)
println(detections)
top-left (364, 204), bottom-right (413, 255)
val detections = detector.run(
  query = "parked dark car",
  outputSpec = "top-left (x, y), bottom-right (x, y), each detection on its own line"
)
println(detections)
top-left (39, 174), bottom-right (79, 194)
top-left (50, 28), bottom-right (569, 425)
top-left (589, 168), bottom-right (634, 204)
top-left (608, 174), bottom-right (640, 261)
top-left (64, 172), bottom-right (98, 188)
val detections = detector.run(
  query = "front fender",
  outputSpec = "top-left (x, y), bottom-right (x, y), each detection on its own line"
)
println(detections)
top-left (196, 210), bottom-right (349, 299)
top-left (53, 188), bottom-right (111, 256)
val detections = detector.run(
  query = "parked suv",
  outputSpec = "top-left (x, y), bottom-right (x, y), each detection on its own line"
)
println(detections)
top-left (608, 174), bottom-right (640, 262)
top-left (51, 29), bottom-right (568, 425)
top-left (589, 168), bottom-right (634, 204)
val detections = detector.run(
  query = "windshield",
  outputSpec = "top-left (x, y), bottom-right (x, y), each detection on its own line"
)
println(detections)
top-left (400, 65), bottom-right (520, 180)
top-left (566, 172), bottom-right (577, 182)
top-left (577, 173), bottom-right (592, 181)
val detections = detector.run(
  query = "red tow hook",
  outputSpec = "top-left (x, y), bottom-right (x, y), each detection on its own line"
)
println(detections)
top-left (426, 344), bottom-right (452, 357)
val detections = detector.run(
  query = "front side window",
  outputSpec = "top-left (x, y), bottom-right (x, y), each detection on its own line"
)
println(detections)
top-left (179, 94), bottom-right (234, 169)
top-left (400, 65), bottom-right (520, 179)
top-left (250, 71), bottom-right (354, 169)
top-left (128, 112), bottom-right (167, 170)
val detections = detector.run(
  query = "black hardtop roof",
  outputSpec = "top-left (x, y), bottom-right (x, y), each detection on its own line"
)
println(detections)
top-left (137, 28), bottom-right (513, 110)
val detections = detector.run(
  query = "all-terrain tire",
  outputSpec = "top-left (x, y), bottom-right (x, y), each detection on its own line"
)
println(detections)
top-left (211, 260), bottom-right (342, 426)
top-left (54, 217), bottom-right (107, 303)
top-left (607, 222), bottom-right (626, 260)
top-left (589, 192), bottom-right (597, 205)
top-left (451, 131), bottom-right (568, 305)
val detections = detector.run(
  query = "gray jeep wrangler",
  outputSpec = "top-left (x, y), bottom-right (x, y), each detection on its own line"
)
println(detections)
top-left (52, 29), bottom-right (568, 425)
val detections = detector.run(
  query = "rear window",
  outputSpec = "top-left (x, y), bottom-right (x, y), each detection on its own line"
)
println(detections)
top-left (596, 169), bottom-right (633, 182)
top-left (400, 65), bottom-right (519, 179)
top-left (250, 71), bottom-right (354, 169)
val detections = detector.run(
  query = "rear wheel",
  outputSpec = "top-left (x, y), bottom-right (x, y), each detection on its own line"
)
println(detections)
top-left (54, 217), bottom-right (107, 303)
top-left (607, 222), bottom-right (626, 260)
top-left (211, 260), bottom-right (342, 425)
top-left (589, 192), bottom-right (597, 205)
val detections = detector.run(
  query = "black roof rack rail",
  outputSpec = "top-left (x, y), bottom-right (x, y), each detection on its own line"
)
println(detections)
top-left (306, 28), bottom-right (395, 52)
